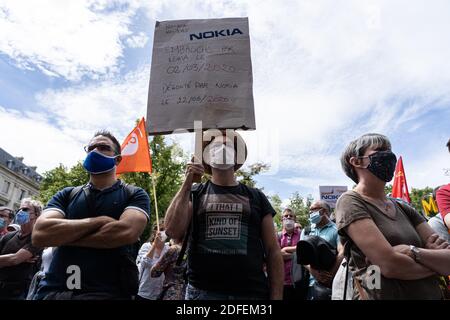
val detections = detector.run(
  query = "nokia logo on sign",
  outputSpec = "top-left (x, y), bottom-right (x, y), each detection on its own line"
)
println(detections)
top-left (189, 28), bottom-right (243, 41)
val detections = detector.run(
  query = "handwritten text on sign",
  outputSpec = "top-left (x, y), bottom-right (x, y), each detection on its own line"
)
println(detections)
top-left (147, 18), bottom-right (255, 134)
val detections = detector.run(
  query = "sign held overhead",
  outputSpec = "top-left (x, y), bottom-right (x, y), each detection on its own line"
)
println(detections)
top-left (146, 17), bottom-right (255, 135)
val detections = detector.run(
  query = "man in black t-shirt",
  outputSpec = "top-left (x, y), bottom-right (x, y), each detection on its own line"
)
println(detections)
top-left (165, 130), bottom-right (283, 300)
top-left (0, 198), bottom-right (43, 299)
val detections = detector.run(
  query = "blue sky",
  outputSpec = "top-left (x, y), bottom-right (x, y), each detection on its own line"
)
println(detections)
top-left (0, 0), bottom-right (449, 205)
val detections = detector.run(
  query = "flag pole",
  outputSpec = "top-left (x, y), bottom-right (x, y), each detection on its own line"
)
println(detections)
top-left (151, 172), bottom-right (160, 232)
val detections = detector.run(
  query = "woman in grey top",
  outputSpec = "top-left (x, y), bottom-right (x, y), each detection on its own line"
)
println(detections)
top-left (336, 133), bottom-right (450, 299)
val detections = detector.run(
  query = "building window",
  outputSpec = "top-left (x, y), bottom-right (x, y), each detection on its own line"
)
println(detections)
top-left (1, 181), bottom-right (10, 194)
top-left (19, 189), bottom-right (26, 200)
top-left (6, 160), bottom-right (14, 169)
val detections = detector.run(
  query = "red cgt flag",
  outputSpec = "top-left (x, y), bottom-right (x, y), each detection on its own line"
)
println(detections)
top-left (392, 156), bottom-right (410, 203)
top-left (116, 117), bottom-right (152, 174)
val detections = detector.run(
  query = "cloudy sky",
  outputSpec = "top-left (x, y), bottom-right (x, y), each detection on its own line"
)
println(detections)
top-left (1, 0), bottom-right (449, 204)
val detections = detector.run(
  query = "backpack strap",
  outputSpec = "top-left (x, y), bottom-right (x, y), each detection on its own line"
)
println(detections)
top-left (122, 183), bottom-right (136, 201)
top-left (176, 183), bottom-right (203, 266)
top-left (67, 182), bottom-right (136, 212)
top-left (304, 225), bottom-right (312, 236)
top-left (68, 186), bottom-right (84, 205)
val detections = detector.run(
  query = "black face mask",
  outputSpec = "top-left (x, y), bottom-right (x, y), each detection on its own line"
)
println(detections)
top-left (364, 151), bottom-right (397, 182)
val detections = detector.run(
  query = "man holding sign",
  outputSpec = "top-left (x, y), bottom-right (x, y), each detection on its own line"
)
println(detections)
top-left (164, 131), bottom-right (283, 300)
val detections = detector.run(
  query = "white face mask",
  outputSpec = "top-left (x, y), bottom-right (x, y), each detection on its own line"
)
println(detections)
top-left (208, 142), bottom-right (235, 170)
top-left (283, 219), bottom-right (295, 230)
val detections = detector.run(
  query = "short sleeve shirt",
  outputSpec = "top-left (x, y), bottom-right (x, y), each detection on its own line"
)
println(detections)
top-left (40, 180), bottom-right (150, 295)
top-left (0, 230), bottom-right (43, 283)
top-left (436, 184), bottom-right (450, 226)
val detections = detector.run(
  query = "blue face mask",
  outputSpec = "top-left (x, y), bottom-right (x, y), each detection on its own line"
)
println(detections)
top-left (0, 217), bottom-right (6, 229)
top-left (15, 210), bottom-right (30, 225)
top-left (83, 150), bottom-right (118, 174)
top-left (309, 211), bottom-right (322, 225)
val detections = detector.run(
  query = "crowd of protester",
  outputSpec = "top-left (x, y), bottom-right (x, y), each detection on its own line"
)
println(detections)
top-left (0, 132), bottom-right (449, 300)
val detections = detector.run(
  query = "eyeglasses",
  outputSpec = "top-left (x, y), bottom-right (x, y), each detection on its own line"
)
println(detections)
top-left (84, 144), bottom-right (115, 153)
top-left (18, 207), bottom-right (36, 215)
top-left (282, 214), bottom-right (295, 219)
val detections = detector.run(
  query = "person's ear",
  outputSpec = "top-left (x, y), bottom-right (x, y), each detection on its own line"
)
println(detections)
top-left (115, 155), bottom-right (122, 165)
top-left (349, 156), bottom-right (363, 168)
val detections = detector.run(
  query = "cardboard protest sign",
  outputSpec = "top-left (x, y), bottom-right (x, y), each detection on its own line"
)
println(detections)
top-left (146, 18), bottom-right (255, 135)
top-left (319, 186), bottom-right (348, 209)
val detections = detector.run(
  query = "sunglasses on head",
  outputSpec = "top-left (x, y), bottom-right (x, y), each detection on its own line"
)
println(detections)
top-left (84, 144), bottom-right (115, 153)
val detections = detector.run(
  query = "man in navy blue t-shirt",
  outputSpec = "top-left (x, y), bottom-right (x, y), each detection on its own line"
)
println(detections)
top-left (165, 130), bottom-right (283, 300)
top-left (32, 130), bottom-right (150, 299)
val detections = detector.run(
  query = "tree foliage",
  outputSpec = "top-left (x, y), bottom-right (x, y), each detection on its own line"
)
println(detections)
top-left (410, 187), bottom-right (434, 214)
top-left (236, 163), bottom-right (270, 188)
top-left (270, 191), bottom-right (314, 232)
top-left (269, 194), bottom-right (283, 229)
top-left (287, 191), bottom-right (313, 228)
top-left (38, 162), bottom-right (89, 205)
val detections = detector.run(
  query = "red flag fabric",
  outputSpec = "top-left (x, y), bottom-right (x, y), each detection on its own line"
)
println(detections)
top-left (392, 156), bottom-right (411, 203)
top-left (116, 117), bottom-right (152, 174)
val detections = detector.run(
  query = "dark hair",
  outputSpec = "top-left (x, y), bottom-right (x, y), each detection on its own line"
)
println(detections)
top-left (93, 130), bottom-right (121, 155)
top-left (447, 138), bottom-right (450, 153)
top-left (316, 200), bottom-right (331, 215)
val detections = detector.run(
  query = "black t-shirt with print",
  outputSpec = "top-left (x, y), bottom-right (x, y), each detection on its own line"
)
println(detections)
top-left (187, 181), bottom-right (276, 297)
top-left (0, 230), bottom-right (42, 285)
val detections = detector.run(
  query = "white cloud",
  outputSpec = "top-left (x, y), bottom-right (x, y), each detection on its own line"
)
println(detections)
top-left (0, 0), bottom-right (145, 80)
top-left (35, 64), bottom-right (151, 142)
top-left (2, 0), bottom-right (450, 196)
top-left (0, 106), bottom-right (85, 173)
top-left (126, 32), bottom-right (148, 48)
top-left (401, 145), bottom-right (450, 190)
